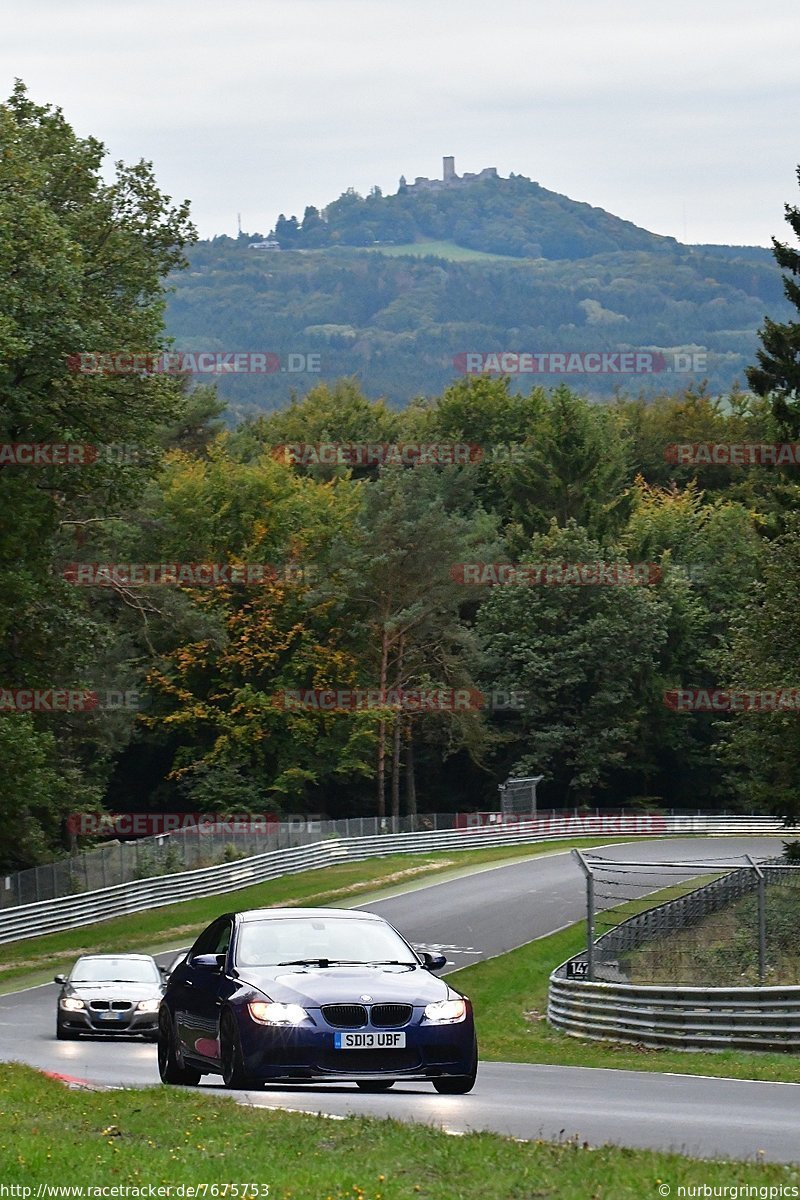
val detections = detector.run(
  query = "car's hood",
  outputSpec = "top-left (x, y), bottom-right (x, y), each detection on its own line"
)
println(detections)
top-left (234, 964), bottom-right (455, 1007)
top-left (66, 981), bottom-right (162, 1001)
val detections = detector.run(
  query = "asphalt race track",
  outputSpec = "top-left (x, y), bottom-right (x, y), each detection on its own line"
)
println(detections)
top-left (1, 836), bottom-right (798, 1163)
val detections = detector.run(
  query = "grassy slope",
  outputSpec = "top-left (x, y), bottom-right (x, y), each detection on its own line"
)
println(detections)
top-left (2, 1064), bottom-right (797, 1196)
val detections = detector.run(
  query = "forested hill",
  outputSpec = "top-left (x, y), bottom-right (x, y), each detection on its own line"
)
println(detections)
top-left (263, 173), bottom-right (681, 259)
top-left (164, 173), bottom-right (789, 416)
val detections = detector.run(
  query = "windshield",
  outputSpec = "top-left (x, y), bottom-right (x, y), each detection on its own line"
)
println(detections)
top-left (235, 917), bottom-right (418, 968)
top-left (70, 957), bottom-right (160, 984)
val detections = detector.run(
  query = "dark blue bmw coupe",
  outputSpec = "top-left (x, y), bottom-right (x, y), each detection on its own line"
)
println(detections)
top-left (158, 907), bottom-right (477, 1093)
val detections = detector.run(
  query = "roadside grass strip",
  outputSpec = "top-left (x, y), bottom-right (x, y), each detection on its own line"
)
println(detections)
top-left (2, 1064), bottom-right (799, 1197)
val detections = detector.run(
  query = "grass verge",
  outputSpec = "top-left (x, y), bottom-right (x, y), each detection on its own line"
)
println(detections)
top-left (625, 882), bottom-right (800, 986)
top-left (448, 922), bottom-right (800, 1083)
top-left (2, 1064), bottom-right (797, 1197)
top-left (0, 838), bottom-right (631, 994)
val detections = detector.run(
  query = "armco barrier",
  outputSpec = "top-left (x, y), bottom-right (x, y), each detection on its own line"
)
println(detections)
top-left (549, 837), bottom-right (800, 1051)
top-left (547, 974), bottom-right (800, 1051)
top-left (0, 813), bottom-right (785, 946)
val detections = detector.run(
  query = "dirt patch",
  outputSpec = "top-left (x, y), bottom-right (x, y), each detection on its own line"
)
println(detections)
top-left (280, 859), bottom-right (456, 906)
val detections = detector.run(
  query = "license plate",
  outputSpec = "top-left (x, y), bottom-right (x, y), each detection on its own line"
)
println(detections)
top-left (334, 1032), bottom-right (406, 1050)
top-left (98, 1012), bottom-right (125, 1020)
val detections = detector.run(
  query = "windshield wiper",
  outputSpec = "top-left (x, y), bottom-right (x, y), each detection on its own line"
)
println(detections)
top-left (362, 959), bottom-right (415, 966)
top-left (276, 958), bottom-right (368, 968)
top-left (96, 978), bottom-right (142, 983)
top-left (276, 958), bottom-right (332, 967)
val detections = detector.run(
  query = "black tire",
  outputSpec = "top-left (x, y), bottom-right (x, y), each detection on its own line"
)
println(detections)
top-left (432, 1040), bottom-right (478, 1095)
top-left (355, 1080), bottom-right (395, 1092)
top-left (56, 1022), bottom-right (78, 1041)
top-left (220, 1011), bottom-right (256, 1090)
top-left (158, 1008), bottom-right (201, 1086)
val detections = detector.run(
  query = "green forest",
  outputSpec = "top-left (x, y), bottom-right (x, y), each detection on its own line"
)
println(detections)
top-left (165, 176), bottom-right (792, 412)
top-left (3, 84), bottom-right (800, 872)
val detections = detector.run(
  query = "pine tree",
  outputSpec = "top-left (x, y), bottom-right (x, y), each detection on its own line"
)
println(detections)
top-left (746, 166), bottom-right (800, 435)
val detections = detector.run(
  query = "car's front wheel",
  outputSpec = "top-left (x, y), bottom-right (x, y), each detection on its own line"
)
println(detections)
top-left (432, 1040), bottom-right (478, 1094)
top-left (355, 1080), bottom-right (394, 1092)
top-left (220, 1011), bottom-right (256, 1090)
top-left (158, 1009), bottom-right (200, 1085)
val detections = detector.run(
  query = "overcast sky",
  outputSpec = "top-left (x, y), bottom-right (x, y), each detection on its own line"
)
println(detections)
top-left (3, 0), bottom-right (798, 246)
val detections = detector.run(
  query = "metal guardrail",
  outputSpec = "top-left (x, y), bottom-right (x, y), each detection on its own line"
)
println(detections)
top-left (550, 844), bottom-right (800, 1050)
top-left (1, 813), bottom-right (443, 909)
top-left (548, 974), bottom-right (800, 1051)
top-left (0, 813), bottom-right (786, 946)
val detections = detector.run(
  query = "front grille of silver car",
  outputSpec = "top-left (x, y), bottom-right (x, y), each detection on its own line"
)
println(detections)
top-left (89, 1000), bottom-right (131, 1011)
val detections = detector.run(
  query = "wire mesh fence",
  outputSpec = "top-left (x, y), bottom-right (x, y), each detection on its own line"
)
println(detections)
top-left (0, 813), bottom-right (457, 910)
top-left (0, 808), bottom-right (785, 911)
top-left (2, 807), bottom-right (651, 909)
top-left (572, 850), bottom-right (800, 986)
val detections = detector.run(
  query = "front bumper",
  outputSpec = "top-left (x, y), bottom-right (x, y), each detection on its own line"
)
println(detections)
top-left (234, 1008), bottom-right (476, 1082)
top-left (58, 1007), bottom-right (159, 1035)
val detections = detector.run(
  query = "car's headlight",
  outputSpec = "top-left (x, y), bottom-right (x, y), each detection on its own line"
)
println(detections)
top-left (135, 998), bottom-right (161, 1013)
top-left (60, 997), bottom-right (85, 1011)
top-left (423, 999), bottom-right (467, 1024)
top-left (248, 1001), bottom-right (309, 1026)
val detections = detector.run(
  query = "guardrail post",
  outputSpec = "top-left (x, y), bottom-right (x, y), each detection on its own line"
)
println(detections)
top-left (746, 855), bottom-right (767, 984)
top-left (573, 850), bottom-right (594, 980)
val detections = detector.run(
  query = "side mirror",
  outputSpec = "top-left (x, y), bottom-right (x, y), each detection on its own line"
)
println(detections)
top-left (54, 974), bottom-right (67, 985)
top-left (191, 953), bottom-right (224, 971)
top-left (421, 952), bottom-right (447, 972)
top-left (158, 963), bottom-right (169, 975)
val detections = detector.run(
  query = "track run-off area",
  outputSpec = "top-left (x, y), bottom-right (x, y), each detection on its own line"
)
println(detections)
top-left (1, 836), bottom-right (797, 1163)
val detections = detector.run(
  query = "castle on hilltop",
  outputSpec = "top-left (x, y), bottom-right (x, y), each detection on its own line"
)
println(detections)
top-left (399, 156), bottom-right (499, 194)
